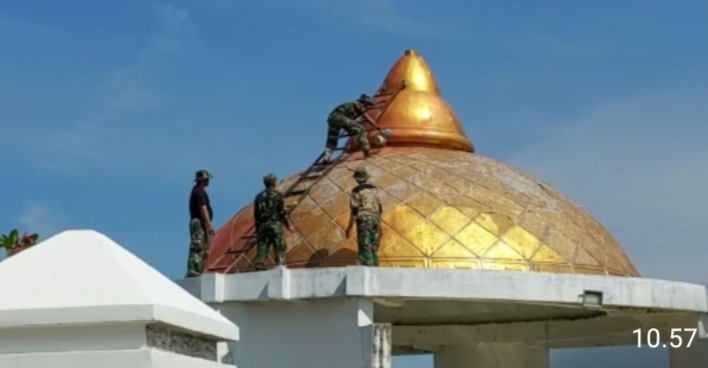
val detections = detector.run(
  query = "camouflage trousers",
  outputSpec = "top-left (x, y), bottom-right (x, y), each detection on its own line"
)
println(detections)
top-left (254, 222), bottom-right (287, 269)
top-left (325, 115), bottom-right (370, 154)
top-left (356, 214), bottom-right (381, 266)
top-left (186, 219), bottom-right (211, 277)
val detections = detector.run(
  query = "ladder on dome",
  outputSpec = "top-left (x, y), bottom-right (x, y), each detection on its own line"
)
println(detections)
top-left (212, 80), bottom-right (407, 273)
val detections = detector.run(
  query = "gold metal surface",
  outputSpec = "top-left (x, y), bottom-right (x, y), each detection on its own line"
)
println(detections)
top-left (365, 49), bottom-right (474, 153)
top-left (380, 49), bottom-right (440, 94)
top-left (206, 49), bottom-right (639, 277)
top-left (209, 147), bottom-right (639, 276)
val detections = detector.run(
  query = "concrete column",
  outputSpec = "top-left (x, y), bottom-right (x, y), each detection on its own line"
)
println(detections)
top-left (434, 344), bottom-right (550, 368)
top-left (223, 297), bottom-right (379, 368)
top-left (372, 323), bottom-right (392, 368)
top-left (669, 339), bottom-right (708, 368)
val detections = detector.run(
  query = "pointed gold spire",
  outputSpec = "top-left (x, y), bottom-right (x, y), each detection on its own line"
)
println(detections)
top-left (367, 49), bottom-right (474, 153)
top-left (380, 49), bottom-right (440, 95)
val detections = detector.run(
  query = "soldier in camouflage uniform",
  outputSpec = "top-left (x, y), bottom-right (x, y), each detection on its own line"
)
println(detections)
top-left (253, 173), bottom-right (293, 270)
top-left (322, 94), bottom-right (382, 163)
top-left (187, 169), bottom-right (214, 277)
top-left (346, 167), bottom-right (383, 266)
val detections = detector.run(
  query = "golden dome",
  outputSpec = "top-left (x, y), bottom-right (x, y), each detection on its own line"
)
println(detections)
top-left (206, 50), bottom-right (639, 277)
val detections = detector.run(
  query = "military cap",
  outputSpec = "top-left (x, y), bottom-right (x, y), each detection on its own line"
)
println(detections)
top-left (357, 93), bottom-right (374, 105)
top-left (263, 173), bottom-right (278, 184)
top-left (353, 167), bottom-right (369, 181)
top-left (194, 169), bottom-right (213, 181)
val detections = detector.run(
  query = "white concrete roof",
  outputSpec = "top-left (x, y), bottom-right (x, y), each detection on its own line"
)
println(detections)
top-left (179, 266), bottom-right (708, 314)
top-left (0, 230), bottom-right (238, 341)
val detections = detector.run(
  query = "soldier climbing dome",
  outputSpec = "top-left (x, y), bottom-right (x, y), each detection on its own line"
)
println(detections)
top-left (322, 94), bottom-right (383, 163)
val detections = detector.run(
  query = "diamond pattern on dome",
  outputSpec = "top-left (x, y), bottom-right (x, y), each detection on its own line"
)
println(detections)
top-left (207, 147), bottom-right (639, 276)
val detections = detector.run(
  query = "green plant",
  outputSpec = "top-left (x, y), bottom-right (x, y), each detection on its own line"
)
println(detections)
top-left (1, 229), bottom-right (39, 257)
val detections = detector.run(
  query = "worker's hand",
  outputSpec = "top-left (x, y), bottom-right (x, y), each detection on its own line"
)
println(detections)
top-left (207, 223), bottom-right (215, 234)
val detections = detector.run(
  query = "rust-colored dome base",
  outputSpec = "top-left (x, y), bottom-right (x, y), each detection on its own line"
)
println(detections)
top-left (208, 147), bottom-right (639, 276)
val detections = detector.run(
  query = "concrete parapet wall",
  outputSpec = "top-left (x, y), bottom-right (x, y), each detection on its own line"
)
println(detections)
top-left (182, 266), bottom-right (708, 313)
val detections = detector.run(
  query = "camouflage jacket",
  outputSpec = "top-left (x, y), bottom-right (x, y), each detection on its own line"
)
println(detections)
top-left (329, 101), bottom-right (366, 120)
top-left (350, 183), bottom-right (382, 218)
top-left (254, 189), bottom-right (289, 226)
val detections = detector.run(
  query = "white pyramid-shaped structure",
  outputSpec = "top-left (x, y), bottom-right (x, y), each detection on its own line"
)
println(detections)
top-left (0, 229), bottom-right (238, 341)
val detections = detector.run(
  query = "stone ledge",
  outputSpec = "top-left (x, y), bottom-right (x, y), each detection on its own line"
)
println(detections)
top-left (146, 324), bottom-right (217, 361)
top-left (179, 267), bottom-right (708, 314)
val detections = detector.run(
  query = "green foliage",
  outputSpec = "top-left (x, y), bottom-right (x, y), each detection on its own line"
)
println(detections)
top-left (1, 229), bottom-right (40, 257)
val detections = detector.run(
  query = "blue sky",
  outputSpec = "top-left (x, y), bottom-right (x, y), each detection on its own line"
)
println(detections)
top-left (1, 1), bottom-right (707, 367)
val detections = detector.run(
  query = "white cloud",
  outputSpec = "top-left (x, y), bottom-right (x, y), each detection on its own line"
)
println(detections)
top-left (3, 5), bottom-right (227, 178)
top-left (14, 202), bottom-right (63, 239)
top-left (506, 88), bottom-right (708, 285)
top-left (268, 0), bottom-right (459, 42)
top-left (245, 0), bottom-right (611, 56)
top-left (98, 4), bottom-right (197, 110)
top-left (1, 3), bottom-right (315, 185)
top-left (341, 0), bottom-right (457, 41)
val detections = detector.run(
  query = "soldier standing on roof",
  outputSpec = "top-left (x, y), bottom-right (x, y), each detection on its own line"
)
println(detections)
top-left (346, 167), bottom-right (383, 266)
top-left (253, 174), bottom-right (293, 270)
top-left (187, 169), bottom-right (214, 277)
top-left (322, 94), bottom-right (383, 163)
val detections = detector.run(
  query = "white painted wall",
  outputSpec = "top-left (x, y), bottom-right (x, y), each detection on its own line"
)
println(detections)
top-left (219, 298), bottom-right (374, 368)
top-left (0, 323), bottom-right (233, 368)
top-left (186, 266), bottom-right (708, 314)
top-left (0, 324), bottom-right (145, 354)
top-left (0, 349), bottom-right (236, 368)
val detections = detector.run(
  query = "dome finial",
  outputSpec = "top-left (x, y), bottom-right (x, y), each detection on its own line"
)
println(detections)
top-left (367, 50), bottom-right (474, 152)
top-left (380, 49), bottom-right (440, 95)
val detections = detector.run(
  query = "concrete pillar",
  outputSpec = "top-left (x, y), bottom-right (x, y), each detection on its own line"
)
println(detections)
top-left (434, 344), bottom-right (550, 368)
top-left (222, 297), bottom-right (380, 368)
top-left (669, 339), bottom-right (708, 368)
top-left (372, 323), bottom-right (392, 368)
